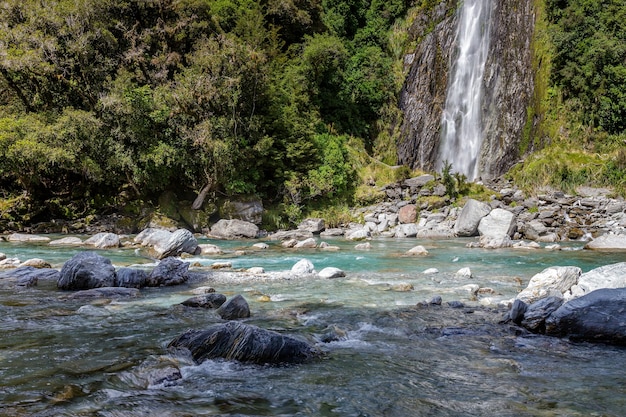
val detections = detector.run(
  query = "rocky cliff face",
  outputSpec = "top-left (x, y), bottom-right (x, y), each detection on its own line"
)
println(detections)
top-left (397, 1), bottom-right (458, 173)
top-left (398, 0), bottom-right (536, 180)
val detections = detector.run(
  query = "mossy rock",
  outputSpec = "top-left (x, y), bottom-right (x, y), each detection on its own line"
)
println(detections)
top-left (179, 201), bottom-right (217, 233)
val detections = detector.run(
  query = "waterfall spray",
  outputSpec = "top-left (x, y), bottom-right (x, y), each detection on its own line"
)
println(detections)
top-left (438, 0), bottom-right (493, 180)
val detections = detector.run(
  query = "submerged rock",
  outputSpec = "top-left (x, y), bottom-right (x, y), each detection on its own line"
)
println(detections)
top-left (58, 252), bottom-right (116, 290)
top-left (168, 321), bottom-right (318, 364)
top-left (181, 293), bottom-right (227, 309)
top-left (68, 287), bottom-right (140, 299)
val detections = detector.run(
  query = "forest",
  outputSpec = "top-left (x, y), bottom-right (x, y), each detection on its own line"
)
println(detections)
top-left (0, 0), bottom-right (625, 227)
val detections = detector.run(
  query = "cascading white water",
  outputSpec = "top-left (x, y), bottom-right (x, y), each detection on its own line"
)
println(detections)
top-left (437, 0), bottom-right (493, 180)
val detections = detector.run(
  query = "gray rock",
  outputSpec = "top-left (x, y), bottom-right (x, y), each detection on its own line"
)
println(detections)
top-left (68, 287), bottom-right (140, 299)
top-left (346, 228), bottom-right (370, 241)
top-left (478, 208), bottom-right (517, 238)
top-left (58, 252), bottom-right (116, 290)
top-left (568, 262), bottom-right (626, 299)
top-left (521, 296), bottom-right (564, 332)
top-left (298, 218), bottom-right (325, 234)
top-left (49, 237), bottom-right (83, 246)
top-left (516, 266), bottom-right (581, 304)
top-left (454, 199), bottom-right (491, 236)
top-left (168, 321), bottom-right (318, 364)
top-left (153, 229), bottom-right (198, 259)
top-left (0, 266), bottom-right (60, 288)
top-left (584, 234), bottom-right (626, 251)
top-left (115, 267), bottom-right (149, 288)
top-left (294, 238), bottom-right (317, 249)
top-left (318, 267), bottom-right (345, 279)
top-left (181, 293), bottom-right (227, 308)
top-left (146, 258), bottom-right (189, 287)
top-left (209, 219), bottom-right (259, 239)
top-left (220, 198), bottom-right (263, 224)
top-left (320, 228), bottom-right (345, 237)
top-left (270, 230), bottom-right (315, 241)
top-left (394, 223), bottom-right (418, 238)
top-left (7, 233), bottom-right (50, 243)
top-left (521, 219), bottom-right (549, 241)
top-left (134, 228), bottom-right (172, 246)
top-left (217, 294), bottom-right (250, 320)
top-left (545, 288), bottom-right (626, 344)
top-left (291, 259), bottom-right (315, 275)
top-left (83, 232), bottom-right (120, 249)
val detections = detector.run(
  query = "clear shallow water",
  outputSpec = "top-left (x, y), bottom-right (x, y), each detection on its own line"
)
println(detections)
top-left (1, 236), bottom-right (626, 416)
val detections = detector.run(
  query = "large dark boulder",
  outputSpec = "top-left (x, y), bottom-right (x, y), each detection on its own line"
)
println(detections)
top-left (520, 296), bottom-right (564, 332)
top-left (58, 252), bottom-right (116, 290)
top-left (115, 267), bottom-right (149, 288)
top-left (0, 266), bottom-right (60, 288)
top-left (545, 288), bottom-right (626, 344)
top-left (146, 257), bottom-right (190, 287)
top-left (168, 321), bottom-right (318, 364)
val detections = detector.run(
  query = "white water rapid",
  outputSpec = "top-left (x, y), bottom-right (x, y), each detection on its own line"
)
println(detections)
top-left (438, 0), bottom-right (493, 180)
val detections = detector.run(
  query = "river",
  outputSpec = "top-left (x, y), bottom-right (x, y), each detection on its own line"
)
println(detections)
top-left (1, 236), bottom-right (626, 416)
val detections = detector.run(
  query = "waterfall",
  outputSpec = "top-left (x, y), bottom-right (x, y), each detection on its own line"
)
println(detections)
top-left (437, 0), bottom-right (493, 180)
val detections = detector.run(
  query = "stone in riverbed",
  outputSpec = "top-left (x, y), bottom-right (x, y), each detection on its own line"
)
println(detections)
top-left (49, 237), bottom-right (83, 246)
top-left (58, 252), bottom-right (116, 290)
top-left (545, 288), bottom-right (626, 344)
top-left (477, 208), bottom-right (516, 238)
top-left (584, 234), bottom-right (626, 251)
top-left (318, 267), bottom-right (345, 279)
top-left (291, 259), bottom-right (315, 275)
top-left (146, 257), bottom-right (189, 287)
top-left (406, 245), bottom-right (428, 256)
top-left (181, 293), bottom-right (227, 308)
top-left (520, 296), bottom-right (564, 332)
top-left (153, 229), bottom-right (198, 259)
top-left (0, 266), bottom-right (60, 288)
top-left (298, 218), bottom-right (325, 234)
top-left (567, 262), bottom-right (626, 300)
top-left (516, 266), bottom-right (581, 304)
top-left (209, 219), bottom-right (259, 239)
top-left (83, 232), bottom-right (120, 249)
top-left (115, 267), bottom-right (149, 288)
top-left (217, 294), bottom-right (250, 320)
top-left (168, 321), bottom-right (318, 364)
top-left (7, 233), bottom-right (51, 243)
top-left (68, 287), bottom-right (140, 299)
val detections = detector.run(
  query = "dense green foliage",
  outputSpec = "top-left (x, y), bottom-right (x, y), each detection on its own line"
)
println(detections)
top-left (0, 0), bottom-right (409, 222)
top-left (512, 0), bottom-right (626, 196)
top-left (546, 0), bottom-right (626, 134)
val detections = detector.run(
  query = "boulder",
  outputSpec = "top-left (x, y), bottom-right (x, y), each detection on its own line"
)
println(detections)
top-left (181, 293), bottom-right (227, 308)
top-left (220, 198), bottom-right (263, 224)
top-left (455, 267), bottom-right (473, 279)
top-left (83, 232), bottom-right (120, 249)
top-left (477, 208), bottom-right (516, 238)
top-left (454, 199), bottom-right (491, 237)
top-left (520, 296), bottom-right (564, 332)
top-left (270, 230), bottom-right (315, 241)
top-left (354, 242), bottom-right (372, 250)
top-left (115, 268), bottom-right (149, 288)
top-left (521, 219), bottom-right (549, 241)
top-left (0, 266), bottom-right (60, 288)
top-left (318, 267), bottom-right (345, 279)
top-left (49, 237), bottom-right (83, 246)
top-left (298, 218), bottom-right (325, 234)
top-left (7, 233), bottom-right (50, 243)
top-left (406, 245), bottom-right (428, 256)
top-left (168, 321), bottom-right (318, 364)
top-left (291, 259), bottom-right (315, 275)
top-left (568, 262), bottom-right (626, 300)
top-left (394, 223), bottom-right (418, 238)
top-left (58, 252), bottom-right (116, 290)
top-left (478, 235), bottom-right (512, 249)
top-left (320, 228), bottom-right (345, 237)
top-left (153, 229), bottom-right (198, 259)
top-left (584, 234), bottom-right (626, 251)
top-left (345, 228), bottom-right (370, 241)
top-left (197, 244), bottom-right (223, 254)
top-left (209, 219), bottom-right (259, 239)
top-left (134, 228), bottom-right (172, 247)
top-left (398, 204), bottom-right (417, 224)
top-left (217, 294), bottom-right (251, 320)
top-left (146, 258), bottom-right (189, 287)
top-left (294, 238), bottom-right (317, 249)
top-left (545, 288), bottom-right (626, 344)
top-left (516, 266), bottom-right (581, 304)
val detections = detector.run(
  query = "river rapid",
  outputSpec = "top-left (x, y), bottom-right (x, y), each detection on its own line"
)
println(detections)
top-left (1, 236), bottom-right (626, 416)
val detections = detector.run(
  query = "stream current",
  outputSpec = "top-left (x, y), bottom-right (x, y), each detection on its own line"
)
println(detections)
top-left (1, 236), bottom-right (626, 416)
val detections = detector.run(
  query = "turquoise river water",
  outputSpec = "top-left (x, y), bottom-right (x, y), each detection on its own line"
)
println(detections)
top-left (1, 236), bottom-right (626, 416)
